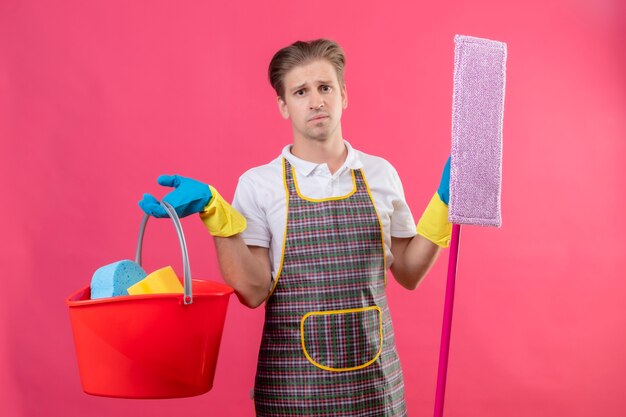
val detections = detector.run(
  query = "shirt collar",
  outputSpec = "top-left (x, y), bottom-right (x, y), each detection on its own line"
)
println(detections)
top-left (281, 139), bottom-right (363, 177)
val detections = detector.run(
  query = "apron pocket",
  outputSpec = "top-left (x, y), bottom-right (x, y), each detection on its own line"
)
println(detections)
top-left (300, 306), bottom-right (383, 372)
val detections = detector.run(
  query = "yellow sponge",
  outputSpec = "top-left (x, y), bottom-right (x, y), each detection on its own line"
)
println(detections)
top-left (127, 266), bottom-right (184, 295)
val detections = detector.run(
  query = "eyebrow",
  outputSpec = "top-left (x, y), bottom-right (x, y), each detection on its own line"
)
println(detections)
top-left (289, 80), bottom-right (333, 93)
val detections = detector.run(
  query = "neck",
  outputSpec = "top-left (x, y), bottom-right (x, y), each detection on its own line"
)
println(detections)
top-left (291, 134), bottom-right (347, 174)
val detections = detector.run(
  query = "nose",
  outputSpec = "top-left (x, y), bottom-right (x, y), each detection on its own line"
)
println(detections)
top-left (309, 91), bottom-right (325, 110)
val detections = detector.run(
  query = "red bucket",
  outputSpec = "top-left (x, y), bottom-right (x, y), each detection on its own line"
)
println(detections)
top-left (66, 202), bottom-right (234, 398)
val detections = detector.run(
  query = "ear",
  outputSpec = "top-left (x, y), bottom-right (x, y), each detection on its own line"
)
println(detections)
top-left (341, 84), bottom-right (348, 109)
top-left (277, 96), bottom-right (290, 119)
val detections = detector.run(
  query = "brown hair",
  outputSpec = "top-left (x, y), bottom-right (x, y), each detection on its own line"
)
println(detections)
top-left (268, 39), bottom-right (346, 101)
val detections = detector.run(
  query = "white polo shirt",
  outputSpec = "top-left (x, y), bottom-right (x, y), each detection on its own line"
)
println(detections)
top-left (232, 140), bottom-right (417, 280)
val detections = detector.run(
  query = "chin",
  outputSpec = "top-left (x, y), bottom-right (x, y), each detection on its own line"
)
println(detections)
top-left (302, 129), bottom-right (329, 141)
top-left (308, 134), bottom-right (331, 142)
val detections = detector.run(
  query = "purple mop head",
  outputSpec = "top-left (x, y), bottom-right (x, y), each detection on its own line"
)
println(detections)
top-left (449, 35), bottom-right (507, 227)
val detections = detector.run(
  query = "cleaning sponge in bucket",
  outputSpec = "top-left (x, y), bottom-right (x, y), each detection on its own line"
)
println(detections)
top-left (90, 260), bottom-right (147, 299)
top-left (127, 266), bottom-right (184, 295)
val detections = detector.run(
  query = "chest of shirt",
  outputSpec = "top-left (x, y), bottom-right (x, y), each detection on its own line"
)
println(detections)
top-left (292, 165), bottom-right (355, 199)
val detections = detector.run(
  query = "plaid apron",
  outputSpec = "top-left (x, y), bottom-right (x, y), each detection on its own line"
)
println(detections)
top-left (253, 158), bottom-right (407, 416)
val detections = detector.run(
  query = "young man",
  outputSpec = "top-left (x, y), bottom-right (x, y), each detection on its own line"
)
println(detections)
top-left (140, 39), bottom-right (452, 416)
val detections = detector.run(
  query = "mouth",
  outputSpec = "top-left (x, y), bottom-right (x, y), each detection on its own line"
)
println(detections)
top-left (309, 115), bottom-right (329, 122)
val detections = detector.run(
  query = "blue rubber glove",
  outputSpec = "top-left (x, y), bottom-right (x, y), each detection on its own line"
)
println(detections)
top-left (437, 156), bottom-right (451, 205)
top-left (139, 174), bottom-right (213, 218)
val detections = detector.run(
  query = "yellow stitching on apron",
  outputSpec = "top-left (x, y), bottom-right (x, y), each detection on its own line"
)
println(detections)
top-left (359, 169), bottom-right (388, 287)
top-left (292, 166), bottom-right (357, 202)
top-left (263, 158), bottom-right (290, 302)
top-left (300, 306), bottom-right (383, 372)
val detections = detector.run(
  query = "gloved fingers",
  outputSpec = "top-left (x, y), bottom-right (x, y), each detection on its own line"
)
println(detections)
top-left (140, 193), bottom-right (160, 206)
top-left (157, 174), bottom-right (181, 188)
top-left (138, 193), bottom-right (168, 217)
top-left (162, 196), bottom-right (202, 218)
top-left (144, 203), bottom-right (169, 218)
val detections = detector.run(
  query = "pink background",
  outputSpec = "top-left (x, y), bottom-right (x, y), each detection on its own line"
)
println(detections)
top-left (2, 0), bottom-right (625, 416)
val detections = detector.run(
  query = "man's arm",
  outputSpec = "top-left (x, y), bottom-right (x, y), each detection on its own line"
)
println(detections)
top-left (390, 156), bottom-right (452, 289)
top-left (138, 174), bottom-right (272, 307)
top-left (213, 235), bottom-right (272, 308)
top-left (390, 235), bottom-right (441, 290)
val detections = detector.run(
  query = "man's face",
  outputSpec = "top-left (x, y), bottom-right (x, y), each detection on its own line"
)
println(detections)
top-left (278, 59), bottom-right (348, 143)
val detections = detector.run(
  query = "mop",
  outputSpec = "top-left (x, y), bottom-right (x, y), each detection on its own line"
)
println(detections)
top-left (433, 35), bottom-right (507, 417)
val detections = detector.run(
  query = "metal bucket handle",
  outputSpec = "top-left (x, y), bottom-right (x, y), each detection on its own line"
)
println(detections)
top-left (134, 201), bottom-right (193, 305)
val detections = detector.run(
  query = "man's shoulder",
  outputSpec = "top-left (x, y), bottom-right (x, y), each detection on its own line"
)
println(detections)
top-left (354, 148), bottom-right (398, 176)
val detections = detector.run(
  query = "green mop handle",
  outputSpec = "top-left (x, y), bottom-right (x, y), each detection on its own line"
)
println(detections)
top-left (433, 223), bottom-right (461, 417)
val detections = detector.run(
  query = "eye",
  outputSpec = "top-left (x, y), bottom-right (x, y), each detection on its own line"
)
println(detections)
top-left (321, 85), bottom-right (332, 93)
top-left (295, 89), bottom-right (305, 96)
